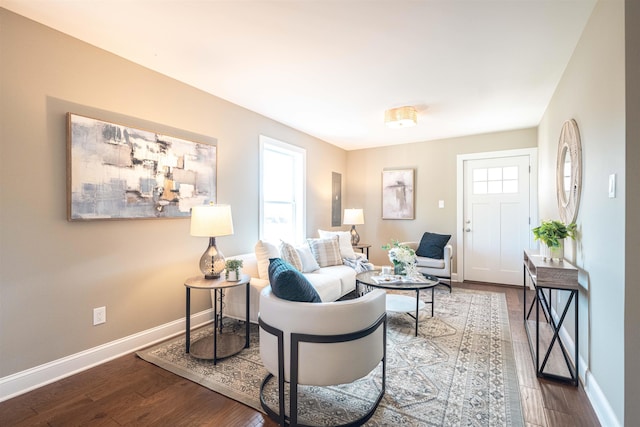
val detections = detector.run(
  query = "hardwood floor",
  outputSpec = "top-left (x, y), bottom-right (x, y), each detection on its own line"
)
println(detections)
top-left (0, 282), bottom-right (600, 426)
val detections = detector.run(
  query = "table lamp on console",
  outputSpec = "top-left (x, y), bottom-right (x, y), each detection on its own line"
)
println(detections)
top-left (190, 203), bottom-right (234, 279)
top-left (343, 208), bottom-right (364, 245)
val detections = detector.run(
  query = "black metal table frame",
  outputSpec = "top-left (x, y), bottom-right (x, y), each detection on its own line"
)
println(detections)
top-left (353, 243), bottom-right (371, 259)
top-left (356, 270), bottom-right (438, 337)
top-left (185, 277), bottom-right (250, 365)
top-left (523, 269), bottom-right (579, 386)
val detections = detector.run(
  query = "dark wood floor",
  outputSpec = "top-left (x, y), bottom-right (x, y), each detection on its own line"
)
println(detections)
top-left (0, 282), bottom-right (600, 426)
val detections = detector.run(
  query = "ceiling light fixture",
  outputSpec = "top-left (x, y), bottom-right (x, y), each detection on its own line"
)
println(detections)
top-left (384, 106), bottom-right (417, 128)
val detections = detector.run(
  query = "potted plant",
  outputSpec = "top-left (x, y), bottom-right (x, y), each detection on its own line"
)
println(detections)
top-left (532, 220), bottom-right (577, 261)
top-left (225, 259), bottom-right (243, 281)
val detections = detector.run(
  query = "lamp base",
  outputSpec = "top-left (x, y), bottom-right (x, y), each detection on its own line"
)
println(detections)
top-left (199, 237), bottom-right (225, 280)
top-left (350, 225), bottom-right (360, 246)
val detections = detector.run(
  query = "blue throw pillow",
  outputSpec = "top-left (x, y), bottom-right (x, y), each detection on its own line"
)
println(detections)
top-left (416, 232), bottom-right (451, 259)
top-left (268, 258), bottom-right (321, 303)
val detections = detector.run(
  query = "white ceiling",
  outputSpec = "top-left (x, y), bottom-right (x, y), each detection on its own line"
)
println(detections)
top-left (2, 0), bottom-right (596, 150)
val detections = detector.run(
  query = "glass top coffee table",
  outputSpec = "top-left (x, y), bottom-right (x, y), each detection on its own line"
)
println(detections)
top-left (356, 270), bottom-right (439, 336)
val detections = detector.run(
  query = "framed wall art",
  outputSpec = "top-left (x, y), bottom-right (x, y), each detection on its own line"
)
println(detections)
top-left (382, 168), bottom-right (415, 220)
top-left (67, 113), bottom-right (217, 220)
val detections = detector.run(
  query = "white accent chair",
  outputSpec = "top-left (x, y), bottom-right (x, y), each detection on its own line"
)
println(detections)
top-left (401, 241), bottom-right (453, 292)
top-left (258, 287), bottom-right (387, 426)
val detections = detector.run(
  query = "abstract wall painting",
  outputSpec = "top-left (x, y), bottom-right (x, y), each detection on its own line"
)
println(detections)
top-left (67, 113), bottom-right (216, 220)
top-left (382, 168), bottom-right (415, 220)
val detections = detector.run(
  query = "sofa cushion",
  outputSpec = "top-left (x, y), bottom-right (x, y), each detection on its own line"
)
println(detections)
top-left (415, 256), bottom-right (446, 269)
top-left (307, 236), bottom-right (342, 267)
top-left (315, 264), bottom-right (357, 297)
top-left (279, 240), bottom-right (303, 271)
top-left (318, 229), bottom-right (356, 259)
top-left (268, 258), bottom-right (321, 303)
top-left (416, 232), bottom-right (451, 259)
top-left (255, 240), bottom-right (280, 280)
top-left (296, 245), bottom-right (321, 273)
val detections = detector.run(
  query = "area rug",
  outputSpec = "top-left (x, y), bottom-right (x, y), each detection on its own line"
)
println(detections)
top-left (137, 288), bottom-right (523, 426)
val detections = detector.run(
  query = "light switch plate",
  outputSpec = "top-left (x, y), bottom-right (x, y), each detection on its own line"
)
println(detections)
top-left (438, 200), bottom-right (445, 208)
top-left (608, 174), bottom-right (616, 198)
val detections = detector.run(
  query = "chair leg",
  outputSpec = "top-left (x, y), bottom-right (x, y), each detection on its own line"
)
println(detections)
top-left (439, 277), bottom-right (452, 293)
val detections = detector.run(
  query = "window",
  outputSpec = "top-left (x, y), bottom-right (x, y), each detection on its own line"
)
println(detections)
top-left (472, 166), bottom-right (518, 194)
top-left (259, 136), bottom-right (306, 243)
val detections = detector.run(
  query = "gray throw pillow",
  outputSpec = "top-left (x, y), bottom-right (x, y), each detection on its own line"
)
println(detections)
top-left (416, 232), bottom-right (451, 259)
top-left (268, 258), bottom-right (321, 303)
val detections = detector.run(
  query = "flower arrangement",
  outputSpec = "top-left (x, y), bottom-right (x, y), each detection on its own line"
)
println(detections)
top-left (382, 240), bottom-right (416, 275)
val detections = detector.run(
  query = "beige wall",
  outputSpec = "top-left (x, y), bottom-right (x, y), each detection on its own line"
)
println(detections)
top-left (346, 128), bottom-right (537, 267)
top-left (538, 0), bottom-right (626, 424)
top-left (0, 9), bottom-right (347, 376)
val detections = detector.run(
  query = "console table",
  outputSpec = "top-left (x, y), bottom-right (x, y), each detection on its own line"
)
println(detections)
top-left (523, 249), bottom-right (579, 386)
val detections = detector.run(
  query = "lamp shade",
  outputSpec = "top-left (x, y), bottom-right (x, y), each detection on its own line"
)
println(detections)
top-left (343, 208), bottom-right (364, 225)
top-left (384, 106), bottom-right (417, 128)
top-left (190, 204), bottom-right (234, 237)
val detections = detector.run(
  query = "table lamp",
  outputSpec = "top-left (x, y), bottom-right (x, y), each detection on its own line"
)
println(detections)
top-left (190, 203), bottom-right (234, 279)
top-left (343, 208), bottom-right (364, 245)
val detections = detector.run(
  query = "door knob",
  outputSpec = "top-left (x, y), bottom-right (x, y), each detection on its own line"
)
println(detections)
top-left (465, 228), bottom-right (471, 232)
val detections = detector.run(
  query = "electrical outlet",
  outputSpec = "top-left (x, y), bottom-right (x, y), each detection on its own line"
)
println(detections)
top-left (93, 306), bottom-right (106, 325)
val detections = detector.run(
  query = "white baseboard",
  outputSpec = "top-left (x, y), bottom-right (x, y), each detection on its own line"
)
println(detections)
top-left (550, 306), bottom-right (619, 427)
top-left (0, 309), bottom-right (213, 403)
top-left (583, 369), bottom-right (621, 427)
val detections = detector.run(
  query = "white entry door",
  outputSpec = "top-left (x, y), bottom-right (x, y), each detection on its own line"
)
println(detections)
top-left (463, 155), bottom-right (530, 285)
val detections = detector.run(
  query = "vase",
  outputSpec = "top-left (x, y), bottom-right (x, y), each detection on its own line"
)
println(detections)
top-left (226, 269), bottom-right (240, 281)
top-left (541, 241), bottom-right (564, 262)
top-left (550, 242), bottom-right (564, 262)
top-left (394, 263), bottom-right (405, 275)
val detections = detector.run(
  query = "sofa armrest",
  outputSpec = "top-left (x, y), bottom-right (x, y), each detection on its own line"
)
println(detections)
top-left (226, 253), bottom-right (259, 278)
top-left (443, 244), bottom-right (453, 261)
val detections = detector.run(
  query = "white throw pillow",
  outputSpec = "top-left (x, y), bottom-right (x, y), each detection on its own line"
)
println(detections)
top-left (279, 240), bottom-right (303, 271)
top-left (296, 245), bottom-right (320, 273)
top-left (318, 229), bottom-right (356, 259)
top-left (255, 240), bottom-right (280, 280)
top-left (307, 236), bottom-right (343, 267)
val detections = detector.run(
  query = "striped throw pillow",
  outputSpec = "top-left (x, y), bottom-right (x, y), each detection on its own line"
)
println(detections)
top-left (307, 236), bottom-right (342, 267)
top-left (280, 240), bottom-right (303, 271)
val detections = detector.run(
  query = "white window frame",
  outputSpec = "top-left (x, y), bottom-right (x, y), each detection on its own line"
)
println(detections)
top-left (259, 135), bottom-right (306, 244)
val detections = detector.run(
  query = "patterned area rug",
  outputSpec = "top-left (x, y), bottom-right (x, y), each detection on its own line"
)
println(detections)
top-left (137, 288), bottom-right (523, 426)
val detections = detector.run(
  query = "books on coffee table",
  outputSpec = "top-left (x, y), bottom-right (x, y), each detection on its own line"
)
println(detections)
top-left (371, 274), bottom-right (429, 285)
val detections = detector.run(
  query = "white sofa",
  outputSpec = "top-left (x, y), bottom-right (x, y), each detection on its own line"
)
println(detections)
top-left (401, 241), bottom-right (453, 291)
top-left (215, 238), bottom-right (370, 323)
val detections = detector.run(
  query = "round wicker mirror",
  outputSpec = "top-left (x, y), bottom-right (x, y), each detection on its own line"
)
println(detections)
top-left (556, 119), bottom-right (582, 223)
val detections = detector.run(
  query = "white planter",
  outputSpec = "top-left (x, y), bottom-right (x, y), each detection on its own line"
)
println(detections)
top-left (541, 241), bottom-right (564, 262)
top-left (226, 269), bottom-right (240, 281)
